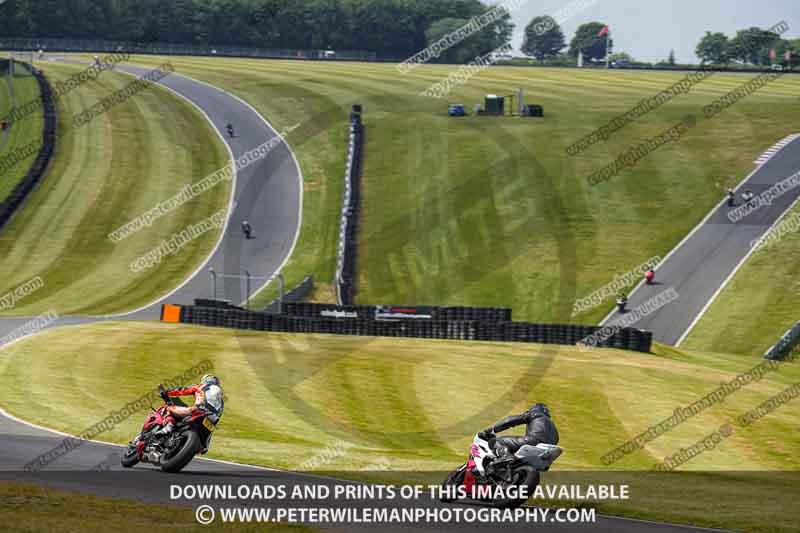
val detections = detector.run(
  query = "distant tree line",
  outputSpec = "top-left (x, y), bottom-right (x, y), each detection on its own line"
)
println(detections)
top-left (522, 18), bottom-right (614, 64)
top-left (0, 0), bottom-right (511, 60)
top-left (522, 17), bottom-right (799, 68)
top-left (3, 1), bottom-right (796, 68)
top-left (696, 27), bottom-right (799, 67)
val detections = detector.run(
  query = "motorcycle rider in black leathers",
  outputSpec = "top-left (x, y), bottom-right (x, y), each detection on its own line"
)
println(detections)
top-left (479, 403), bottom-right (559, 458)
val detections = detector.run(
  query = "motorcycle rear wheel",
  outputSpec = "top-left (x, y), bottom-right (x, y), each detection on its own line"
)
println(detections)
top-left (161, 430), bottom-right (201, 473)
top-left (493, 468), bottom-right (540, 509)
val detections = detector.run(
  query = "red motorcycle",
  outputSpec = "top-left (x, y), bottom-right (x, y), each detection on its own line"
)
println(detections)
top-left (121, 385), bottom-right (216, 473)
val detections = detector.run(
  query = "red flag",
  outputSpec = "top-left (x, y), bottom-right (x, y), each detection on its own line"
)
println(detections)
top-left (597, 25), bottom-right (609, 37)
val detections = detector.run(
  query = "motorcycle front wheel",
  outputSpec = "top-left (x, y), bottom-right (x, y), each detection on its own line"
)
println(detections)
top-left (160, 430), bottom-right (201, 473)
top-left (120, 443), bottom-right (140, 468)
top-left (440, 464), bottom-right (467, 502)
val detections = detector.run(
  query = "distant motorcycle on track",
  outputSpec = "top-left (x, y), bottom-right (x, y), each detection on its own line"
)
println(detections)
top-left (121, 385), bottom-right (216, 473)
top-left (439, 432), bottom-right (563, 509)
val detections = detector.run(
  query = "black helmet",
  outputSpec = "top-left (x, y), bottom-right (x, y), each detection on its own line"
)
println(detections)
top-left (530, 403), bottom-right (551, 418)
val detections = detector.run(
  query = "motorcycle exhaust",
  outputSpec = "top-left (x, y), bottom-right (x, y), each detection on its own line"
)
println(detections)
top-left (144, 451), bottom-right (161, 465)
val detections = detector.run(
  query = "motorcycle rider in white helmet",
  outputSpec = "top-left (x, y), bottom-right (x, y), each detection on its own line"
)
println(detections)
top-left (156, 374), bottom-right (224, 453)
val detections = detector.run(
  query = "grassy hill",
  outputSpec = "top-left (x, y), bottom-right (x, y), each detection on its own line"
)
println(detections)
top-left (4, 57), bottom-right (799, 351)
top-left (0, 63), bottom-right (43, 202)
top-left (4, 322), bottom-right (798, 471)
top-left (0, 321), bottom-right (798, 530)
top-left (0, 62), bottom-right (229, 315)
top-left (103, 57), bottom-right (800, 330)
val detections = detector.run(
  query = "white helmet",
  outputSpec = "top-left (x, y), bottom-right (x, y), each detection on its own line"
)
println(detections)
top-left (201, 374), bottom-right (220, 386)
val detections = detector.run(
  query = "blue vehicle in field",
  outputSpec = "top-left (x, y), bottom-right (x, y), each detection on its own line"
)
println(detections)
top-left (448, 104), bottom-right (467, 117)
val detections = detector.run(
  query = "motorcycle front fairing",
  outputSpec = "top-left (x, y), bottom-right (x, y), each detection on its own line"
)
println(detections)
top-left (469, 433), bottom-right (496, 475)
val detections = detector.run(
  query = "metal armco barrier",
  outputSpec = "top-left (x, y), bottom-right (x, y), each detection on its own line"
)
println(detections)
top-left (764, 320), bottom-right (800, 360)
top-left (0, 62), bottom-right (56, 232)
top-left (173, 303), bottom-right (652, 353)
top-left (335, 106), bottom-right (364, 305)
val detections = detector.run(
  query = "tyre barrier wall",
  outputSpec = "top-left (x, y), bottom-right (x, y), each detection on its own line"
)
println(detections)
top-left (262, 275), bottom-right (315, 313)
top-left (334, 106), bottom-right (364, 306)
top-left (172, 304), bottom-right (652, 352)
top-left (279, 302), bottom-right (512, 323)
top-left (764, 320), bottom-right (800, 360)
top-left (0, 62), bottom-right (56, 232)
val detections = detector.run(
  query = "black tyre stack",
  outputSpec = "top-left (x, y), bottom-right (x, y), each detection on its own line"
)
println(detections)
top-left (0, 62), bottom-right (57, 231)
top-left (175, 300), bottom-right (652, 353)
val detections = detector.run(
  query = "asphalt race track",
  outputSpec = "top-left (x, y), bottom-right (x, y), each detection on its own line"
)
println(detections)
top-left (602, 136), bottom-right (800, 346)
top-left (0, 61), bottom-right (740, 532)
top-left (118, 62), bottom-right (303, 315)
top-left (0, 413), bottom-right (722, 533)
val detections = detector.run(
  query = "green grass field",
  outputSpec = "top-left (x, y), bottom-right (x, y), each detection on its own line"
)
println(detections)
top-left (5, 322), bottom-right (799, 472)
top-left (0, 63), bottom-right (43, 202)
top-left (0, 322), bottom-right (798, 531)
top-left (0, 62), bottom-right (230, 316)
top-left (91, 57), bottom-right (800, 332)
